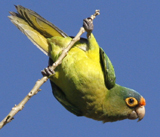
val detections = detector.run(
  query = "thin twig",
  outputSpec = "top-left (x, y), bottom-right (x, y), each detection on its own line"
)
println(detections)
top-left (0, 76), bottom-right (48, 129)
top-left (0, 10), bottom-right (100, 129)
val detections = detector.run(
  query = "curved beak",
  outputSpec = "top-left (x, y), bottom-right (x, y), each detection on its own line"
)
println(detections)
top-left (136, 106), bottom-right (145, 122)
top-left (128, 96), bottom-right (146, 122)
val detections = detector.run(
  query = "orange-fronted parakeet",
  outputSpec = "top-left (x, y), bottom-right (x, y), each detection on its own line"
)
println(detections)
top-left (9, 5), bottom-right (146, 122)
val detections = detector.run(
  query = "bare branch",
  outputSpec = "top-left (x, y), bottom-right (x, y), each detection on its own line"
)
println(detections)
top-left (0, 76), bottom-right (48, 129)
top-left (0, 10), bottom-right (100, 129)
top-left (90, 10), bottom-right (100, 20)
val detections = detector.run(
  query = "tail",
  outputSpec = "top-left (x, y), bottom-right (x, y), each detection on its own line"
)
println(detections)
top-left (8, 5), bottom-right (68, 56)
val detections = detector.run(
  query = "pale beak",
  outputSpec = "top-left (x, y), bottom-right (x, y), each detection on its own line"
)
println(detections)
top-left (136, 106), bottom-right (145, 122)
top-left (128, 106), bottom-right (145, 121)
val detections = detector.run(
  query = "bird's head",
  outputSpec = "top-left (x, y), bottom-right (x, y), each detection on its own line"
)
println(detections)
top-left (103, 84), bottom-right (146, 122)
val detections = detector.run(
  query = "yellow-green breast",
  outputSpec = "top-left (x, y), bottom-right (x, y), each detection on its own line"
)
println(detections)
top-left (50, 44), bottom-right (108, 118)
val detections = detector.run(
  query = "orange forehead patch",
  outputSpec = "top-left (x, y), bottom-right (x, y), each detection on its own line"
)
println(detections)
top-left (139, 97), bottom-right (146, 106)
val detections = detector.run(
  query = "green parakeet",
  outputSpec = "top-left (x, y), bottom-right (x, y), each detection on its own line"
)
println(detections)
top-left (9, 5), bottom-right (146, 122)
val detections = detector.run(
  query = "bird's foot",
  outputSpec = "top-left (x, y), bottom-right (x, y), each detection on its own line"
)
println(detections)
top-left (41, 66), bottom-right (55, 77)
top-left (83, 17), bottom-right (94, 36)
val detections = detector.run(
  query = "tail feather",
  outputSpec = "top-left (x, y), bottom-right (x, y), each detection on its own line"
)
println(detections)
top-left (14, 5), bottom-right (68, 38)
top-left (8, 5), bottom-right (69, 56)
top-left (8, 14), bottom-right (49, 55)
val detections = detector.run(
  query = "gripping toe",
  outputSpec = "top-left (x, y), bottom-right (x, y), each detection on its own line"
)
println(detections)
top-left (41, 66), bottom-right (55, 77)
top-left (83, 18), bottom-right (94, 33)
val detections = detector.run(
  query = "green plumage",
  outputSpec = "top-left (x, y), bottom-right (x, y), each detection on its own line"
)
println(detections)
top-left (9, 5), bottom-right (145, 122)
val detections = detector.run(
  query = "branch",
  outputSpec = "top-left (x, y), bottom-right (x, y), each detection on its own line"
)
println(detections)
top-left (0, 10), bottom-right (100, 129)
top-left (0, 76), bottom-right (48, 129)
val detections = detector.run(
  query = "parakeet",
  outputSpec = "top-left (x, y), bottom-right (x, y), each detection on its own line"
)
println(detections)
top-left (8, 5), bottom-right (146, 122)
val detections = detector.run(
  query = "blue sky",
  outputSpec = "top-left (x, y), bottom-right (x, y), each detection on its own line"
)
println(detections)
top-left (0, 1), bottom-right (159, 137)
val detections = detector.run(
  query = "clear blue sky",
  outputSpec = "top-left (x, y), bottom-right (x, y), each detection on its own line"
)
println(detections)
top-left (0, 1), bottom-right (159, 137)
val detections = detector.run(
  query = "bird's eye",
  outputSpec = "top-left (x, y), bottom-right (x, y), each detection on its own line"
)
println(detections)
top-left (125, 97), bottom-right (138, 107)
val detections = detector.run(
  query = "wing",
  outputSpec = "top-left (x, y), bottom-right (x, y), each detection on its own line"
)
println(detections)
top-left (100, 48), bottom-right (116, 89)
top-left (48, 58), bottom-right (83, 116)
top-left (50, 81), bottom-right (83, 116)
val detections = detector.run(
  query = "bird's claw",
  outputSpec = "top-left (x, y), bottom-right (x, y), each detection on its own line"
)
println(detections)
top-left (41, 66), bottom-right (55, 77)
top-left (83, 17), bottom-right (94, 33)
